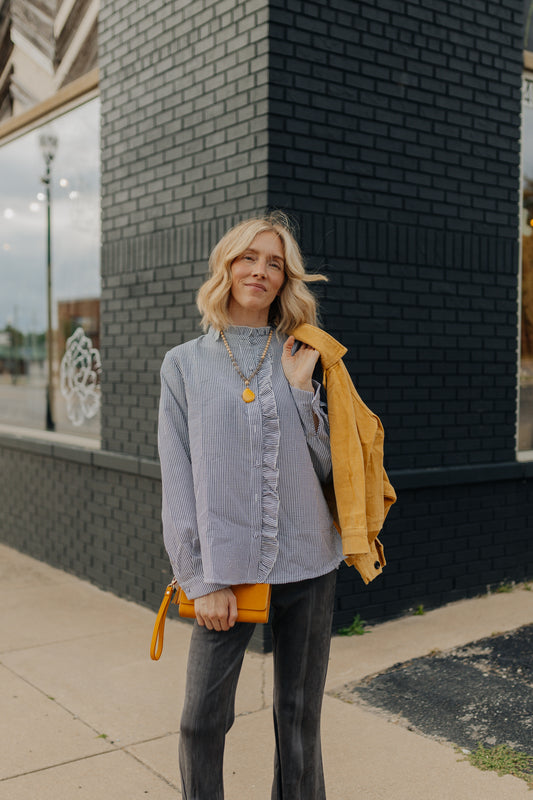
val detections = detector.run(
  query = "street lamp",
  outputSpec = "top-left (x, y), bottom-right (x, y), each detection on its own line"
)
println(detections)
top-left (39, 133), bottom-right (58, 431)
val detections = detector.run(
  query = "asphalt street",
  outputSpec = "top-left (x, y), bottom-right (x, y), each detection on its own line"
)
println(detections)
top-left (339, 623), bottom-right (533, 757)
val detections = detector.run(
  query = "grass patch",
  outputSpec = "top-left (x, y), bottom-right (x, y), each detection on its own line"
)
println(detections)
top-left (337, 614), bottom-right (368, 636)
top-left (413, 604), bottom-right (425, 616)
top-left (495, 581), bottom-right (514, 594)
top-left (463, 743), bottom-right (533, 788)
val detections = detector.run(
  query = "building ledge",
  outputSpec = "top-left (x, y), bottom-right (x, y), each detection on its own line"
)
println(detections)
top-left (0, 424), bottom-right (160, 479)
top-left (0, 424), bottom-right (531, 488)
top-left (390, 461), bottom-right (533, 490)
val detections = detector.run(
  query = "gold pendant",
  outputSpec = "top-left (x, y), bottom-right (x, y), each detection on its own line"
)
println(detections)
top-left (242, 387), bottom-right (255, 403)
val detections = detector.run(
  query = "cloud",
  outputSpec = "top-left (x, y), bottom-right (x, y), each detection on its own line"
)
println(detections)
top-left (1, 98), bottom-right (100, 332)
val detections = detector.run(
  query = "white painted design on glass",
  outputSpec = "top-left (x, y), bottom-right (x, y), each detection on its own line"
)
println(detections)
top-left (60, 327), bottom-right (101, 426)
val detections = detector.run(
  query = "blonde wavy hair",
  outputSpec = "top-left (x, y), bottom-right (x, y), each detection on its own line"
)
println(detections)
top-left (196, 213), bottom-right (327, 333)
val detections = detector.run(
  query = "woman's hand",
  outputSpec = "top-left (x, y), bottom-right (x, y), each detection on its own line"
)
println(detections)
top-left (281, 336), bottom-right (320, 392)
top-left (194, 588), bottom-right (238, 631)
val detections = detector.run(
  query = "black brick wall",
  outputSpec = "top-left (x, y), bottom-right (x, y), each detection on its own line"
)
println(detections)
top-left (336, 470), bottom-right (533, 629)
top-left (0, 441), bottom-right (168, 605)
top-left (268, 0), bottom-right (523, 473)
top-left (269, 0), bottom-right (522, 237)
top-left (98, 0), bottom-right (271, 458)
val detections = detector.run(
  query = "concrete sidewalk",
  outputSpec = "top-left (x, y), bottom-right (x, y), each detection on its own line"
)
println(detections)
top-left (1, 543), bottom-right (532, 799)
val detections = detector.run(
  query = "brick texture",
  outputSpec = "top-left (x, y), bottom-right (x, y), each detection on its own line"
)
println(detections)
top-left (335, 475), bottom-right (533, 629)
top-left (98, 0), bottom-right (271, 457)
top-left (0, 443), bottom-right (531, 643)
top-left (269, 0), bottom-right (522, 237)
top-left (0, 445), bottom-right (169, 605)
top-left (267, 0), bottom-right (523, 472)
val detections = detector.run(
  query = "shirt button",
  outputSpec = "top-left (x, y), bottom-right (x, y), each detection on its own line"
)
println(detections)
top-left (374, 561), bottom-right (381, 570)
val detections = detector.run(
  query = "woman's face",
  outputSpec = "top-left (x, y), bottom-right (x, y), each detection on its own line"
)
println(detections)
top-left (227, 230), bottom-right (285, 327)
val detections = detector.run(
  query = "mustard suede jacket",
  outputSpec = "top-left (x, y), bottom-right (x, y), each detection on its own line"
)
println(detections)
top-left (291, 324), bottom-right (397, 584)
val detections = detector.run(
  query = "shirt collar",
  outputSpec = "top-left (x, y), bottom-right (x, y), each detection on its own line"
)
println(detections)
top-left (209, 325), bottom-right (273, 341)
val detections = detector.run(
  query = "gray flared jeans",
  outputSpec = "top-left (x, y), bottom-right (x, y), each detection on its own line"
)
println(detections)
top-left (178, 569), bottom-right (338, 800)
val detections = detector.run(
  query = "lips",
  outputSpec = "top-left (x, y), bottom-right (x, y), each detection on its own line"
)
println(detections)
top-left (245, 283), bottom-right (267, 292)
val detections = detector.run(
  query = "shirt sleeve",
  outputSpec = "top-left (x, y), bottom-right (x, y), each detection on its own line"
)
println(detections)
top-left (289, 379), bottom-right (332, 483)
top-left (158, 352), bottom-right (227, 599)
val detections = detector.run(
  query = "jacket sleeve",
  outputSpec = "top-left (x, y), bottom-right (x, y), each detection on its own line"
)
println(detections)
top-left (328, 361), bottom-right (397, 581)
top-left (288, 323), bottom-right (397, 584)
top-left (158, 353), bottom-right (227, 599)
top-left (290, 380), bottom-right (332, 483)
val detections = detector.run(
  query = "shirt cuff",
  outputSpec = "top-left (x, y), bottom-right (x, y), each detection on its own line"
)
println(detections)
top-left (290, 380), bottom-right (323, 434)
top-left (178, 575), bottom-right (229, 600)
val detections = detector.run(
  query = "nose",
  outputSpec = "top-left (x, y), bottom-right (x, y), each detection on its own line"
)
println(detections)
top-left (252, 259), bottom-right (267, 277)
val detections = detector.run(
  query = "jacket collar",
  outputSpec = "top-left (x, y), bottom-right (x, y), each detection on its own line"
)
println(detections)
top-left (290, 324), bottom-right (347, 369)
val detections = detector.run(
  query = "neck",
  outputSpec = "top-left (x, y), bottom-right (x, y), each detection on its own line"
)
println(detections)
top-left (227, 309), bottom-right (270, 328)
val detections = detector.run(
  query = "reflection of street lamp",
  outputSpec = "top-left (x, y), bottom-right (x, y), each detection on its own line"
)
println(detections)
top-left (39, 133), bottom-right (58, 431)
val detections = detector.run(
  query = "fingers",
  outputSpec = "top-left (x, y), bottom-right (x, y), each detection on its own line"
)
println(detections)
top-left (197, 610), bottom-right (228, 631)
top-left (196, 611), bottom-right (229, 631)
top-left (195, 589), bottom-right (237, 631)
top-left (285, 344), bottom-right (320, 369)
top-left (303, 345), bottom-right (320, 366)
top-left (282, 336), bottom-right (318, 361)
top-left (281, 337), bottom-right (319, 392)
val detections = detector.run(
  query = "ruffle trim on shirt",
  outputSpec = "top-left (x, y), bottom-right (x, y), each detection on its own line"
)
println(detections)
top-left (256, 354), bottom-right (281, 581)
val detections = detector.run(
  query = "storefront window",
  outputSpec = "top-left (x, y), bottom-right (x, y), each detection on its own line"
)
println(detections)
top-left (0, 97), bottom-right (100, 440)
top-left (520, 77), bottom-right (533, 454)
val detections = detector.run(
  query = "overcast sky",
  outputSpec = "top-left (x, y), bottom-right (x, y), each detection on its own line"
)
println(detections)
top-left (0, 98), bottom-right (100, 333)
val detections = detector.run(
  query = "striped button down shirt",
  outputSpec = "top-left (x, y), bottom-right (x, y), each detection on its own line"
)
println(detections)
top-left (158, 325), bottom-right (342, 599)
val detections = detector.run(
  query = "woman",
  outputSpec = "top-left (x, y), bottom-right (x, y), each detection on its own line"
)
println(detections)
top-left (158, 213), bottom-right (344, 799)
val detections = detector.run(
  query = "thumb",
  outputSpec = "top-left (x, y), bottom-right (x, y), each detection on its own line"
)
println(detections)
top-left (283, 335), bottom-right (295, 356)
top-left (228, 591), bottom-right (238, 627)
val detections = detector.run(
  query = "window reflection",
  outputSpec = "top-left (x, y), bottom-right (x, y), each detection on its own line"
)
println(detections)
top-left (0, 97), bottom-right (100, 439)
top-left (520, 84), bottom-right (533, 453)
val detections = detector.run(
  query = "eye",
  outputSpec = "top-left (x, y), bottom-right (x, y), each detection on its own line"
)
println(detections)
top-left (269, 262), bottom-right (282, 270)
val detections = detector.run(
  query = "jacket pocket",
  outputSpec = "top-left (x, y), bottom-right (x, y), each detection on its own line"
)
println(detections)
top-left (374, 537), bottom-right (386, 567)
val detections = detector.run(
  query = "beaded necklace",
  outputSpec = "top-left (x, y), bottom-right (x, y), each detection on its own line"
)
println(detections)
top-left (220, 328), bottom-right (274, 403)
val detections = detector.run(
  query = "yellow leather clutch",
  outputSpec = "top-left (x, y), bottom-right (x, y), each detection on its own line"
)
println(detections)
top-left (150, 580), bottom-right (272, 660)
top-left (176, 583), bottom-right (271, 623)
